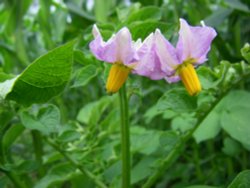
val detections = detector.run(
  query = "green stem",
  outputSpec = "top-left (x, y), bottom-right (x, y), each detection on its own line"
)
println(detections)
top-left (142, 72), bottom-right (250, 188)
top-left (31, 130), bottom-right (45, 177)
top-left (46, 139), bottom-right (107, 188)
top-left (4, 171), bottom-right (26, 188)
top-left (119, 85), bottom-right (130, 188)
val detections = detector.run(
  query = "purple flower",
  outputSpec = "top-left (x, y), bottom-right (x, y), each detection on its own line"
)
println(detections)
top-left (150, 19), bottom-right (217, 95)
top-left (89, 25), bottom-right (166, 93)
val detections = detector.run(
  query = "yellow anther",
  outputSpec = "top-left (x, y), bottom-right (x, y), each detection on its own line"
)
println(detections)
top-left (179, 63), bottom-right (201, 96)
top-left (106, 63), bottom-right (131, 94)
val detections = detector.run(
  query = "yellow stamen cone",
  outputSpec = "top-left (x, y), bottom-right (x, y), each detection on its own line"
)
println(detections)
top-left (106, 63), bottom-right (130, 94)
top-left (179, 63), bottom-right (201, 96)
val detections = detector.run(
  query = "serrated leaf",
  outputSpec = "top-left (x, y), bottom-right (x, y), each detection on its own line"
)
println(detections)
top-left (0, 41), bottom-right (75, 106)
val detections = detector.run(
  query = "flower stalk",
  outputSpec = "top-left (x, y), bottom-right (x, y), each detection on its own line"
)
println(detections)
top-left (119, 84), bottom-right (131, 188)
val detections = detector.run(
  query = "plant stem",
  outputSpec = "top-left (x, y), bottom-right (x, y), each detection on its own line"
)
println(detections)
top-left (46, 139), bottom-right (107, 188)
top-left (119, 85), bottom-right (130, 188)
top-left (31, 130), bottom-right (45, 177)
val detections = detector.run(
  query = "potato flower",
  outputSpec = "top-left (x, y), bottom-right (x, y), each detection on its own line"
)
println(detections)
top-left (89, 25), bottom-right (165, 93)
top-left (153, 19), bottom-right (217, 95)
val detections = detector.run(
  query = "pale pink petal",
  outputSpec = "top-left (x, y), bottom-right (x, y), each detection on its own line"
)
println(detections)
top-left (133, 33), bottom-right (167, 80)
top-left (114, 27), bottom-right (137, 65)
top-left (154, 29), bottom-right (180, 72)
top-left (176, 19), bottom-right (217, 64)
top-left (89, 25), bottom-right (116, 63)
top-left (89, 25), bottom-right (136, 64)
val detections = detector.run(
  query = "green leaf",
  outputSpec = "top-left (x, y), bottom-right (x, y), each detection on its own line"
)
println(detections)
top-left (193, 111), bottom-right (221, 143)
top-left (129, 20), bottom-right (175, 40)
top-left (241, 43), bottom-right (250, 63)
top-left (20, 104), bottom-right (61, 135)
top-left (126, 6), bottom-right (162, 23)
top-left (221, 105), bottom-right (250, 150)
top-left (0, 41), bottom-right (75, 106)
top-left (34, 162), bottom-right (76, 188)
top-left (185, 186), bottom-right (219, 188)
top-left (157, 88), bottom-right (197, 113)
top-left (172, 115), bottom-right (196, 133)
top-left (194, 90), bottom-right (250, 143)
top-left (2, 124), bottom-right (25, 150)
top-left (222, 137), bottom-right (241, 157)
top-left (228, 170), bottom-right (250, 188)
top-left (197, 66), bottom-right (220, 90)
top-left (225, 0), bottom-right (250, 13)
top-left (204, 7), bottom-right (233, 27)
top-left (77, 96), bottom-right (114, 125)
top-left (57, 130), bottom-right (81, 143)
top-left (131, 157), bottom-right (155, 184)
top-left (72, 65), bottom-right (101, 88)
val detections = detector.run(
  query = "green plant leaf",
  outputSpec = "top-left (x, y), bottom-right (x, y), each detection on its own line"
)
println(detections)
top-left (228, 170), bottom-right (250, 188)
top-left (157, 88), bottom-right (197, 113)
top-left (126, 6), bottom-right (162, 23)
top-left (20, 104), bottom-right (61, 135)
top-left (241, 43), bottom-right (250, 63)
top-left (129, 20), bottom-right (175, 40)
top-left (77, 96), bottom-right (114, 125)
top-left (72, 64), bottom-right (101, 88)
top-left (222, 137), bottom-right (241, 157)
top-left (0, 41), bottom-right (75, 106)
top-left (221, 105), bottom-right (250, 150)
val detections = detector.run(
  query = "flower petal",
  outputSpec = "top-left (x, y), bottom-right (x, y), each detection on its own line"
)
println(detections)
top-left (114, 27), bottom-right (137, 65)
top-left (133, 33), bottom-right (167, 80)
top-left (154, 29), bottom-right (180, 72)
top-left (89, 25), bottom-right (117, 63)
top-left (176, 18), bottom-right (217, 64)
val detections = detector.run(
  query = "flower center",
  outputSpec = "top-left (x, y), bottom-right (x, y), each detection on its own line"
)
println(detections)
top-left (106, 63), bottom-right (131, 94)
top-left (178, 63), bottom-right (201, 96)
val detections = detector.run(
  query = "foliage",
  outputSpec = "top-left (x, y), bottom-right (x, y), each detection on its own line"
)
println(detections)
top-left (0, 0), bottom-right (250, 187)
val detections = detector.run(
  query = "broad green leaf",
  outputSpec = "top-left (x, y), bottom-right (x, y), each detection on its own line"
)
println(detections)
top-left (20, 105), bottom-right (60, 135)
top-left (129, 21), bottom-right (175, 40)
top-left (130, 126), bottom-right (160, 155)
top-left (228, 170), bottom-right (250, 188)
top-left (72, 64), bottom-right (101, 88)
top-left (159, 131), bottom-right (180, 152)
top-left (193, 111), bottom-right (221, 143)
top-left (157, 88), bottom-right (197, 113)
top-left (77, 96), bottom-right (114, 125)
top-left (126, 6), bottom-right (162, 23)
top-left (241, 43), bottom-right (250, 63)
top-left (131, 157), bottom-right (155, 184)
top-left (194, 90), bottom-right (250, 143)
top-left (0, 68), bottom-right (14, 82)
top-left (186, 186), bottom-right (219, 188)
top-left (197, 66), bottom-right (220, 89)
top-left (57, 130), bottom-right (81, 143)
top-left (172, 115), bottom-right (196, 133)
top-left (15, 160), bottom-right (40, 173)
top-left (35, 162), bottom-right (76, 188)
top-left (2, 124), bottom-right (25, 150)
top-left (225, 0), bottom-right (250, 13)
top-left (0, 41), bottom-right (75, 106)
top-left (205, 7), bottom-right (233, 27)
top-left (221, 105), bottom-right (250, 150)
top-left (222, 137), bottom-right (241, 157)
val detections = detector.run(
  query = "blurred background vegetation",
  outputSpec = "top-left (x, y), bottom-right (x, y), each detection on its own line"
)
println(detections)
top-left (0, 0), bottom-right (250, 187)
